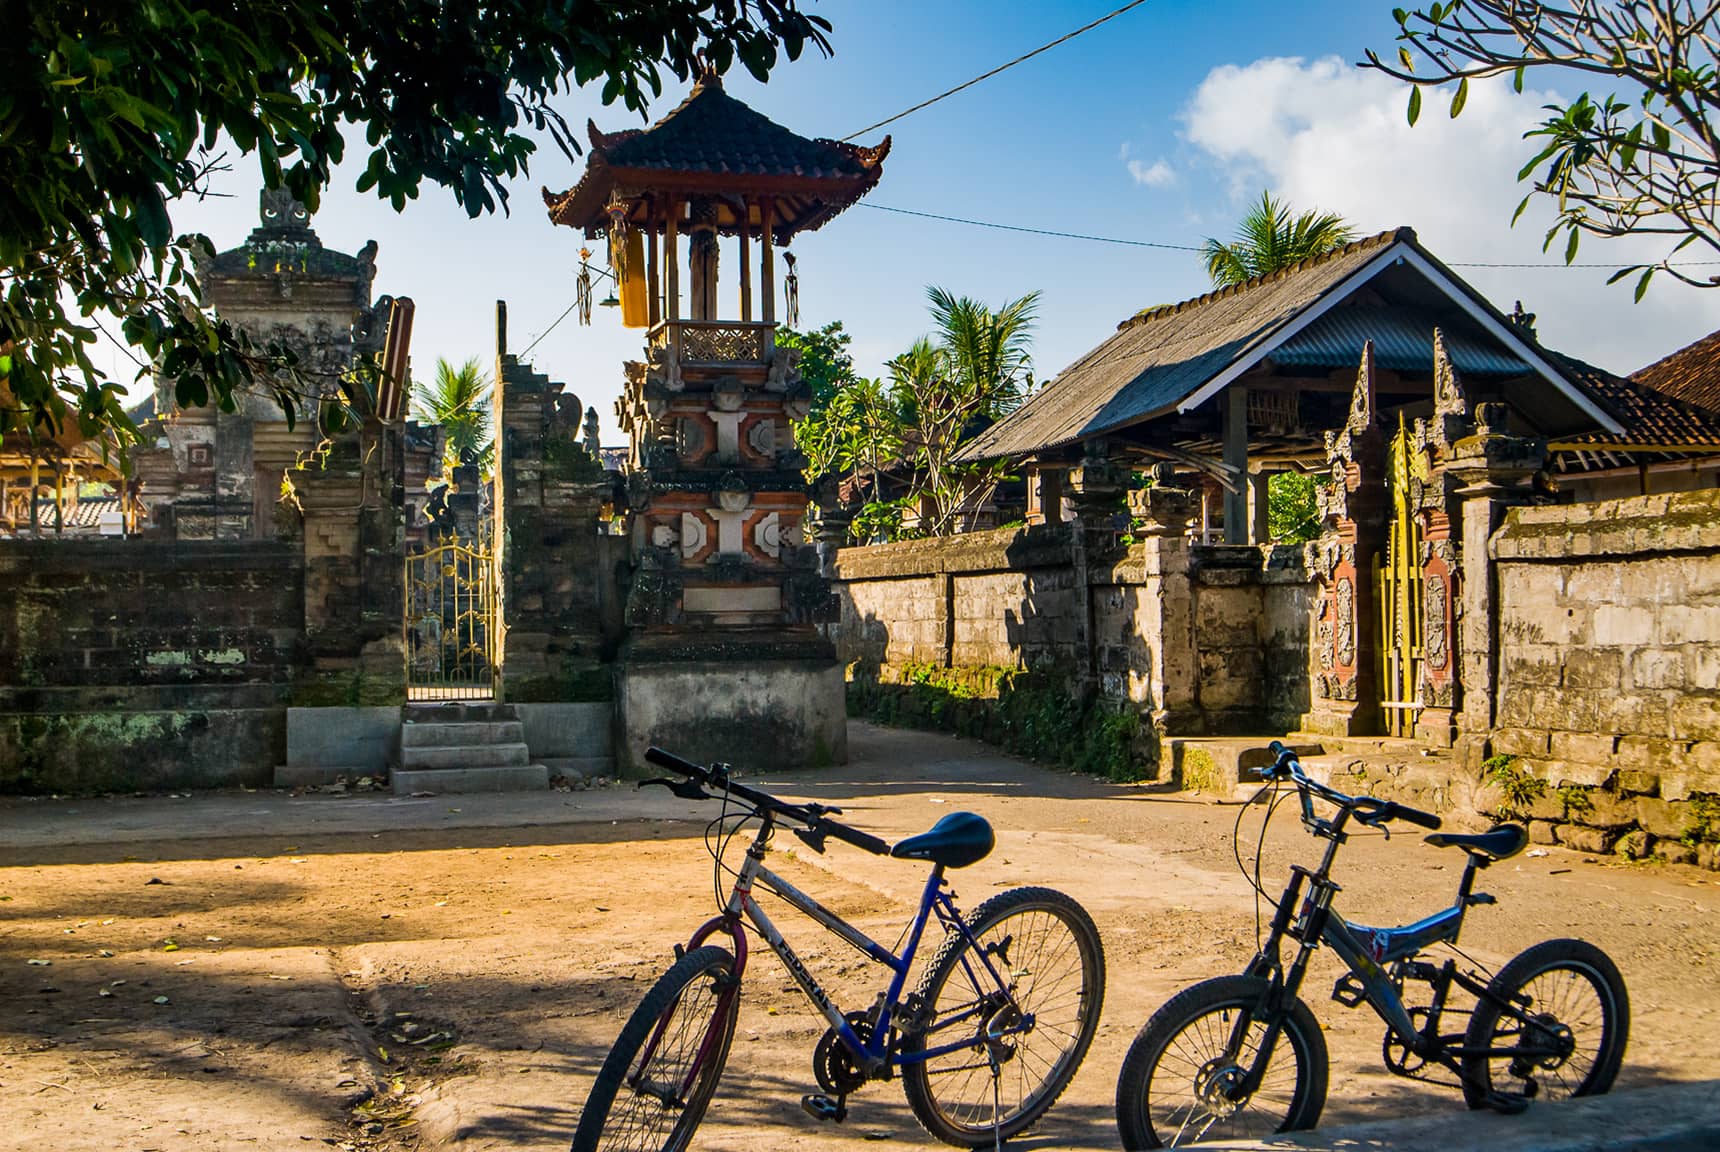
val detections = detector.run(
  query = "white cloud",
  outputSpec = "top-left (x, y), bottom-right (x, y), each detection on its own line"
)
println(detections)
top-left (1179, 55), bottom-right (1716, 374)
top-left (1127, 157), bottom-right (1176, 187)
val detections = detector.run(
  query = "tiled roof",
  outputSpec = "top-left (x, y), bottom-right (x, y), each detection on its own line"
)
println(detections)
top-left (543, 71), bottom-right (887, 237)
top-left (591, 73), bottom-right (883, 180)
top-left (1550, 351), bottom-right (1720, 449)
top-left (959, 230), bottom-right (1410, 460)
top-left (1630, 327), bottom-right (1720, 413)
top-left (31, 496), bottom-right (122, 530)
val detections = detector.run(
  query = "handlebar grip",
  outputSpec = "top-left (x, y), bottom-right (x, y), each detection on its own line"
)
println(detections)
top-left (1267, 740), bottom-right (1290, 758)
top-left (1385, 802), bottom-right (1442, 831)
top-left (645, 746), bottom-right (704, 778)
top-left (824, 820), bottom-right (890, 856)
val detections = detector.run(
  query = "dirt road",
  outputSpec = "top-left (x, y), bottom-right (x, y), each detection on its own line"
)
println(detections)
top-left (2, 723), bottom-right (1716, 1150)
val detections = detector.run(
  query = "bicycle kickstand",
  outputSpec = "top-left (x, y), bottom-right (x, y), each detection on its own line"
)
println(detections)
top-left (988, 1049), bottom-right (1004, 1152)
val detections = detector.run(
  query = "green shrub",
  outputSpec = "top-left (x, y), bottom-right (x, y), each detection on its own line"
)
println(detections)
top-left (1485, 753), bottom-right (1546, 821)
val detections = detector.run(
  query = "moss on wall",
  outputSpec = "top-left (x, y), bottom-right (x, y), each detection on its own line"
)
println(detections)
top-left (847, 661), bottom-right (1149, 782)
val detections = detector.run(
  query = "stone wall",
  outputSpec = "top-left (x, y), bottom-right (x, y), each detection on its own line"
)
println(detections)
top-left (1484, 488), bottom-right (1720, 864)
top-left (830, 524), bottom-right (1319, 777)
top-left (0, 539), bottom-right (302, 792)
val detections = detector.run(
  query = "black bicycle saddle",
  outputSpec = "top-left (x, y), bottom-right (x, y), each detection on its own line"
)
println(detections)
top-left (890, 811), bottom-right (995, 869)
top-left (1424, 823), bottom-right (1529, 861)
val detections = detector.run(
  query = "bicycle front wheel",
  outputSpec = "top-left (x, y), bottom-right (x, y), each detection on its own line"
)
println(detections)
top-left (1115, 974), bottom-right (1327, 1149)
top-left (899, 886), bottom-right (1105, 1147)
top-left (1461, 937), bottom-right (1628, 1112)
top-left (571, 944), bottom-right (739, 1152)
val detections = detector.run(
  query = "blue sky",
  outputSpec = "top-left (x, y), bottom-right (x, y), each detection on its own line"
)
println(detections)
top-left (132, 0), bottom-right (1718, 438)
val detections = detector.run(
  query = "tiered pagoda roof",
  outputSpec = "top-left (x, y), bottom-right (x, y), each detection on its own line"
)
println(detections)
top-left (542, 70), bottom-right (888, 240)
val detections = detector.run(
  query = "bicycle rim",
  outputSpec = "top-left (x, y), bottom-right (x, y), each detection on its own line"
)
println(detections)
top-left (1476, 962), bottom-right (1613, 1100)
top-left (914, 902), bottom-right (1099, 1133)
top-left (1148, 1001), bottom-right (1310, 1145)
top-left (596, 963), bottom-right (735, 1151)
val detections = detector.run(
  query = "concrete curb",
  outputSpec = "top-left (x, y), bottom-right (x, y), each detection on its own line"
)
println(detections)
top-left (1181, 1081), bottom-right (1720, 1152)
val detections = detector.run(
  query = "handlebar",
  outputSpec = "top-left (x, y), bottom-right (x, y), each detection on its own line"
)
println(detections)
top-left (643, 746), bottom-right (892, 856)
top-left (1260, 741), bottom-right (1441, 832)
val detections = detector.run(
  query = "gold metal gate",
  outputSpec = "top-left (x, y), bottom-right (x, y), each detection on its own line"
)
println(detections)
top-left (1376, 415), bottom-right (1423, 737)
top-left (404, 534), bottom-right (498, 701)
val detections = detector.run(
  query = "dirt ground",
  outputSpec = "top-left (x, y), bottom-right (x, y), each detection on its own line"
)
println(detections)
top-left (2, 722), bottom-right (1717, 1151)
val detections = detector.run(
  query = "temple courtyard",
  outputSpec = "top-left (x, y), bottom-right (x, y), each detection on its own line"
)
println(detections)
top-left (2, 724), bottom-right (1717, 1152)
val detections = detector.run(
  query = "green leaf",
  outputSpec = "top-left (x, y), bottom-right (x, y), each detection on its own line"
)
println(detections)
top-left (1449, 78), bottom-right (1468, 118)
top-left (1633, 267), bottom-right (1654, 303)
top-left (1563, 226), bottom-right (1580, 265)
top-left (1407, 86), bottom-right (1422, 126)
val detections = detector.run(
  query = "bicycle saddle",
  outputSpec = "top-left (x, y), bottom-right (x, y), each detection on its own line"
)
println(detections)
top-left (890, 811), bottom-right (995, 869)
top-left (1424, 823), bottom-right (1529, 861)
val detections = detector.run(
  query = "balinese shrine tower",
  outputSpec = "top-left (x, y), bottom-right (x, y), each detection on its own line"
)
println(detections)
top-left (543, 69), bottom-right (889, 770)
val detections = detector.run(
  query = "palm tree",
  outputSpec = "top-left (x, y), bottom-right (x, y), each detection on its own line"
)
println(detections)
top-left (926, 286), bottom-right (1040, 418)
top-left (411, 357), bottom-right (493, 475)
top-left (1202, 192), bottom-right (1356, 288)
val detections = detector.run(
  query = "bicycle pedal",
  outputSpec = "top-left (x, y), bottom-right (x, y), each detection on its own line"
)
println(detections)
top-left (1332, 973), bottom-right (1367, 1008)
top-left (800, 1094), bottom-right (847, 1123)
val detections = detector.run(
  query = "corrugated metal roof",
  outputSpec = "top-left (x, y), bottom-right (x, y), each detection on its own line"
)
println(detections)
top-left (1273, 305), bottom-right (1528, 375)
top-left (959, 230), bottom-right (1409, 461)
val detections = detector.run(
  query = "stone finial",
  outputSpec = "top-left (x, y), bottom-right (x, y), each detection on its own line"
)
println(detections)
top-left (258, 187), bottom-right (311, 234)
top-left (1429, 327), bottom-right (1473, 454)
top-left (583, 407), bottom-right (601, 456)
top-left (1348, 340), bottom-right (1376, 432)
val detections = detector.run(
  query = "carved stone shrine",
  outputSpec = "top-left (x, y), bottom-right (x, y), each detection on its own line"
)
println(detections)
top-left (544, 69), bottom-right (889, 769)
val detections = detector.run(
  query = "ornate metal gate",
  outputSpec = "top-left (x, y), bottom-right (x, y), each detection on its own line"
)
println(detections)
top-left (404, 534), bottom-right (498, 701)
top-left (1375, 415), bottom-right (1424, 737)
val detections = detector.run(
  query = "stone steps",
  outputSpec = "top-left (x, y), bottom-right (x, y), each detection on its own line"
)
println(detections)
top-left (394, 703), bottom-right (549, 794)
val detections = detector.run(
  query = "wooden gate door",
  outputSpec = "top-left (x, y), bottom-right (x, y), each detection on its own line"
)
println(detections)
top-left (1375, 415), bottom-right (1424, 737)
top-left (404, 533), bottom-right (498, 701)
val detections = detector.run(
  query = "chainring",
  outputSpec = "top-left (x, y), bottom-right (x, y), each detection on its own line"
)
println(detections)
top-left (813, 1012), bottom-right (875, 1096)
top-left (1382, 1008), bottom-right (1432, 1076)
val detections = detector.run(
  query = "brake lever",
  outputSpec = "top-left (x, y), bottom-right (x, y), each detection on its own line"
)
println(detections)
top-left (639, 776), bottom-right (710, 801)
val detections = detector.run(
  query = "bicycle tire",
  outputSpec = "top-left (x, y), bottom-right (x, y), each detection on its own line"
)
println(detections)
top-left (1461, 937), bottom-right (1628, 1112)
top-left (899, 886), bottom-right (1105, 1147)
top-left (1115, 974), bottom-right (1327, 1150)
top-left (570, 944), bottom-right (739, 1152)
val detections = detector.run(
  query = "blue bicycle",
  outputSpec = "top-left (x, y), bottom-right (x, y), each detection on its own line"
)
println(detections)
top-left (1115, 742), bottom-right (1629, 1148)
top-left (572, 747), bottom-right (1106, 1152)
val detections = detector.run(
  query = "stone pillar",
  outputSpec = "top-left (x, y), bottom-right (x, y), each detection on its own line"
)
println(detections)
top-left (293, 422), bottom-right (406, 705)
top-left (1127, 465), bottom-right (1200, 739)
top-left (1066, 440), bottom-right (1130, 695)
top-left (1446, 401), bottom-right (1548, 766)
top-left (493, 354), bottom-right (621, 703)
top-left (1306, 344), bottom-right (1388, 735)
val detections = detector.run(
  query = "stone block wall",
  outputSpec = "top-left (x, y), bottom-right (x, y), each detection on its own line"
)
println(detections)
top-left (1485, 488), bottom-right (1720, 864)
top-left (830, 524), bottom-right (1319, 777)
top-left (0, 539), bottom-right (302, 791)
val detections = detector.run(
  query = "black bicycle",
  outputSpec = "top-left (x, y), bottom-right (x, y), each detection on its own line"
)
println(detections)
top-left (573, 747), bottom-right (1106, 1152)
top-left (1115, 741), bottom-right (1629, 1148)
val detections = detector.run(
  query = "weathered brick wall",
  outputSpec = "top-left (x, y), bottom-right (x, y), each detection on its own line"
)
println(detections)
top-left (1487, 488), bottom-right (1720, 863)
top-left (0, 539), bottom-right (303, 791)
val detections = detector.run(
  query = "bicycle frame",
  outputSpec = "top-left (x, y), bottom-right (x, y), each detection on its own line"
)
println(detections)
top-left (681, 810), bottom-right (1028, 1076)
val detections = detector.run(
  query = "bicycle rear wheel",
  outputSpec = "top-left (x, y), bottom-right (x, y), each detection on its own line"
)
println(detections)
top-left (899, 886), bottom-right (1105, 1147)
top-left (1115, 974), bottom-right (1327, 1149)
top-left (1461, 938), bottom-right (1628, 1112)
top-left (571, 944), bottom-right (739, 1152)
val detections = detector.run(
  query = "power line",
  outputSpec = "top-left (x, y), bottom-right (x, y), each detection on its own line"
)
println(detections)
top-left (857, 202), bottom-right (1720, 269)
top-left (841, 0), bottom-right (1151, 142)
top-left (860, 202), bottom-right (1201, 251)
